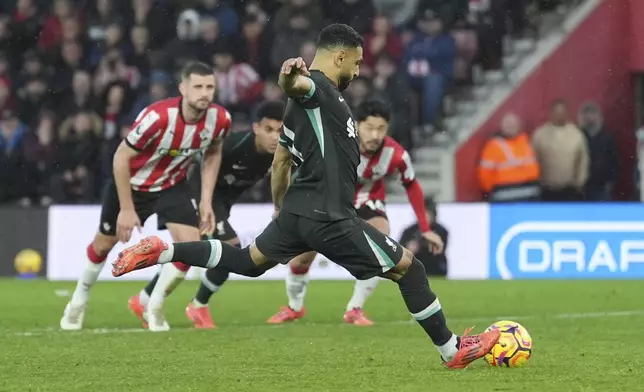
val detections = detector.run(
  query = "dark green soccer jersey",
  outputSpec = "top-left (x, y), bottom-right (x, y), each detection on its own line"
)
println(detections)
top-left (191, 131), bottom-right (273, 205)
top-left (279, 70), bottom-right (360, 221)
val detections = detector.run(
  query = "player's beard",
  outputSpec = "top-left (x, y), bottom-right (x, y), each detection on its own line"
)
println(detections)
top-left (188, 99), bottom-right (209, 113)
top-left (362, 140), bottom-right (382, 154)
top-left (338, 74), bottom-right (353, 92)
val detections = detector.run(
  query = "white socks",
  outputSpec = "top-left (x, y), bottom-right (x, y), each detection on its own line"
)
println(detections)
top-left (346, 277), bottom-right (380, 311)
top-left (286, 268), bottom-right (310, 312)
top-left (148, 263), bottom-right (186, 310)
top-left (437, 334), bottom-right (459, 361)
top-left (70, 261), bottom-right (104, 307)
top-left (158, 243), bottom-right (175, 264)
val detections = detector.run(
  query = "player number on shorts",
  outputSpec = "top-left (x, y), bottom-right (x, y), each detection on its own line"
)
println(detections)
top-left (346, 118), bottom-right (356, 138)
top-left (365, 200), bottom-right (385, 211)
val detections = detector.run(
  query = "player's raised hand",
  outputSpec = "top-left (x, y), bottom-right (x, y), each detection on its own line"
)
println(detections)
top-left (199, 200), bottom-right (216, 236)
top-left (281, 57), bottom-right (310, 77)
top-left (422, 231), bottom-right (444, 255)
top-left (116, 209), bottom-right (141, 243)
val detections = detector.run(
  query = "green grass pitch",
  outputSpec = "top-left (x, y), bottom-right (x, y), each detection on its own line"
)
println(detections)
top-left (0, 279), bottom-right (642, 392)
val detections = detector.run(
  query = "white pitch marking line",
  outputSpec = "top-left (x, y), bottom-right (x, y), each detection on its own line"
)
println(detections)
top-left (12, 310), bottom-right (644, 337)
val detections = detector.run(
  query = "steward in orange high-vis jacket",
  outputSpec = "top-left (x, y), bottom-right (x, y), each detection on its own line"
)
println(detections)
top-left (478, 113), bottom-right (541, 201)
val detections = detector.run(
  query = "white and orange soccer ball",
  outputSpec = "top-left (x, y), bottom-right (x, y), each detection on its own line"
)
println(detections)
top-left (484, 320), bottom-right (533, 368)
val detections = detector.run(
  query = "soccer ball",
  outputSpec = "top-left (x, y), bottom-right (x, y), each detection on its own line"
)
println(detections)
top-left (483, 320), bottom-right (532, 367)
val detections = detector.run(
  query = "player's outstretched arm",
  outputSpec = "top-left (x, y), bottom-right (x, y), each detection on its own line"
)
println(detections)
top-left (278, 57), bottom-right (313, 98)
top-left (271, 143), bottom-right (292, 211)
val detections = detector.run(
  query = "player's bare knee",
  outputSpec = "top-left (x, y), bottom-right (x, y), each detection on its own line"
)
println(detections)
top-left (93, 233), bottom-right (118, 256)
top-left (167, 223), bottom-right (200, 242)
top-left (290, 251), bottom-right (316, 268)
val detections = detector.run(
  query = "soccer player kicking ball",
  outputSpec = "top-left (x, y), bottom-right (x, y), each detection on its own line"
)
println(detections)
top-left (111, 24), bottom-right (499, 368)
top-left (268, 100), bottom-right (436, 326)
top-left (60, 62), bottom-right (231, 331)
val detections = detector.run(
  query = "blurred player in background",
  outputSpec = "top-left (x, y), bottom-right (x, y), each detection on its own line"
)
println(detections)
top-left (267, 100), bottom-right (436, 326)
top-left (128, 100), bottom-right (285, 331)
top-left (60, 61), bottom-right (231, 330)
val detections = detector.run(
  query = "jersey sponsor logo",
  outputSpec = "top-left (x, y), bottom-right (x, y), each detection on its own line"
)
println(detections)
top-left (346, 118), bottom-right (356, 138)
top-left (216, 221), bottom-right (226, 235)
top-left (158, 147), bottom-right (201, 157)
top-left (385, 237), bottom-right (397, 252)
top-left (232, 164), bottom-right (247, 170)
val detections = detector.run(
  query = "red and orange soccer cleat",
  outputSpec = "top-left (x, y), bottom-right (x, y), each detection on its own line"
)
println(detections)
top-left (185, 303), bottom-right (216, 329)
top-left (267, 306), bottom-right (306, 324)
top-left (112, 236), bottom-right (167, 277)
top-left (128, 294), bottom-right (149, 328)
top-left (343, 308), bottom-right (374, 326)
top-left (445, 327), bottom-right (501, 369)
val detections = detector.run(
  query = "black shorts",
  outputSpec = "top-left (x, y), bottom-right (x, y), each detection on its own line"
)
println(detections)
top-left (356, 200), bottom-right (388, 221)
top-left (210, 199), bottom-right (237, 241)
top-left (99, 180), bottom-right (199, 236)
top-left (255, 211), bottom-right (403, 280)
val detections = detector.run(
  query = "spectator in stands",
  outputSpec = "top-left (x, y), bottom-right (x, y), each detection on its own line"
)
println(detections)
top-left (163, 9), bottom-right (202, 73)
top-left (371, 54), bottom-right (412, 149)
top-left (532, 100), bottom-right (589, 201)
top-left (404, 10), bottom-right (456, 131)
top-left (325, 0), bottom-right (376, 35)
top-left (362, 15), bottom-right (403, 75)
top-left (198, 17), bottom-right (222, 64)
top-left (197, 0), bottom-right (239, 37)
top-left (399, 197), bottom-right (448, 276)
top-left (23, 111), bottom-right (57, 206)
top-left (237, 13), bottom-right (273, 78)
top-left (17, 77), bottom-right (49, 128)
top-left (12, 0), bottom-right (41, 56)
top-left (38, 0), bottom-right (78, 52)
top-left (0, 108), bottom-right (31, 205)
top-left (212, 42), bottom-right (262, 113)
top-left (0, 14), bottom-right (16, 57)
top-left (478, 113), bottom-right (541, 202)
top-left (59, 69), bottom-right (95, 118)
top-left (273, 0), bottom-right (323, 34)
top-left (130, 0), bottom-right (174, 50)
top-left (51, 40), bottom-right (85, 93)
top-left (270, 12), bottom-right (317, 73)
top-left (578, 102), bottom-right (620, 201)
top-left (129, 25), bottom-right (151, 75)
top-left (51, 110), bottom-right (102, 204)
top-left (89, 21), bottom-right (128, 68)
top-left (93, 49), bottom-right (140, 97)
top-left (100, 82), bottom-right (132, 141)
top-left (418, 0), bottom-right (470, 28)
top-left (86, 0), bottom-right (116, 43)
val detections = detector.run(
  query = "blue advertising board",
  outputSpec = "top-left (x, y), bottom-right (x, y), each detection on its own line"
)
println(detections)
top-left (489, 203), bottom-right (644, 279)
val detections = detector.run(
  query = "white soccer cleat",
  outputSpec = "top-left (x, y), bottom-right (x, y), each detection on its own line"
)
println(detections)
top-left (147, 307), bottom-right (170, 332)
top-left (60, 303), bottom-right (86, 331)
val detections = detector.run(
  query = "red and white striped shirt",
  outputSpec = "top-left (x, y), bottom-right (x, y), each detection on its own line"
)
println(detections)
top-left (214, 63), bottom-right (260, 105)
top-left (355, 136), bottom-right (431, 232)
top-left (125, 97), bottom-right (231, 192)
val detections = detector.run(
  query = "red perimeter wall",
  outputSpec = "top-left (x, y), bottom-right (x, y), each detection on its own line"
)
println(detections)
top-left (455, 0), bottom-right (635, 201)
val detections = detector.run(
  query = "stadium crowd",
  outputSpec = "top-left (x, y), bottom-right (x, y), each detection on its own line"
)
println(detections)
top-left (0, 0), bottom-right (566, 206)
